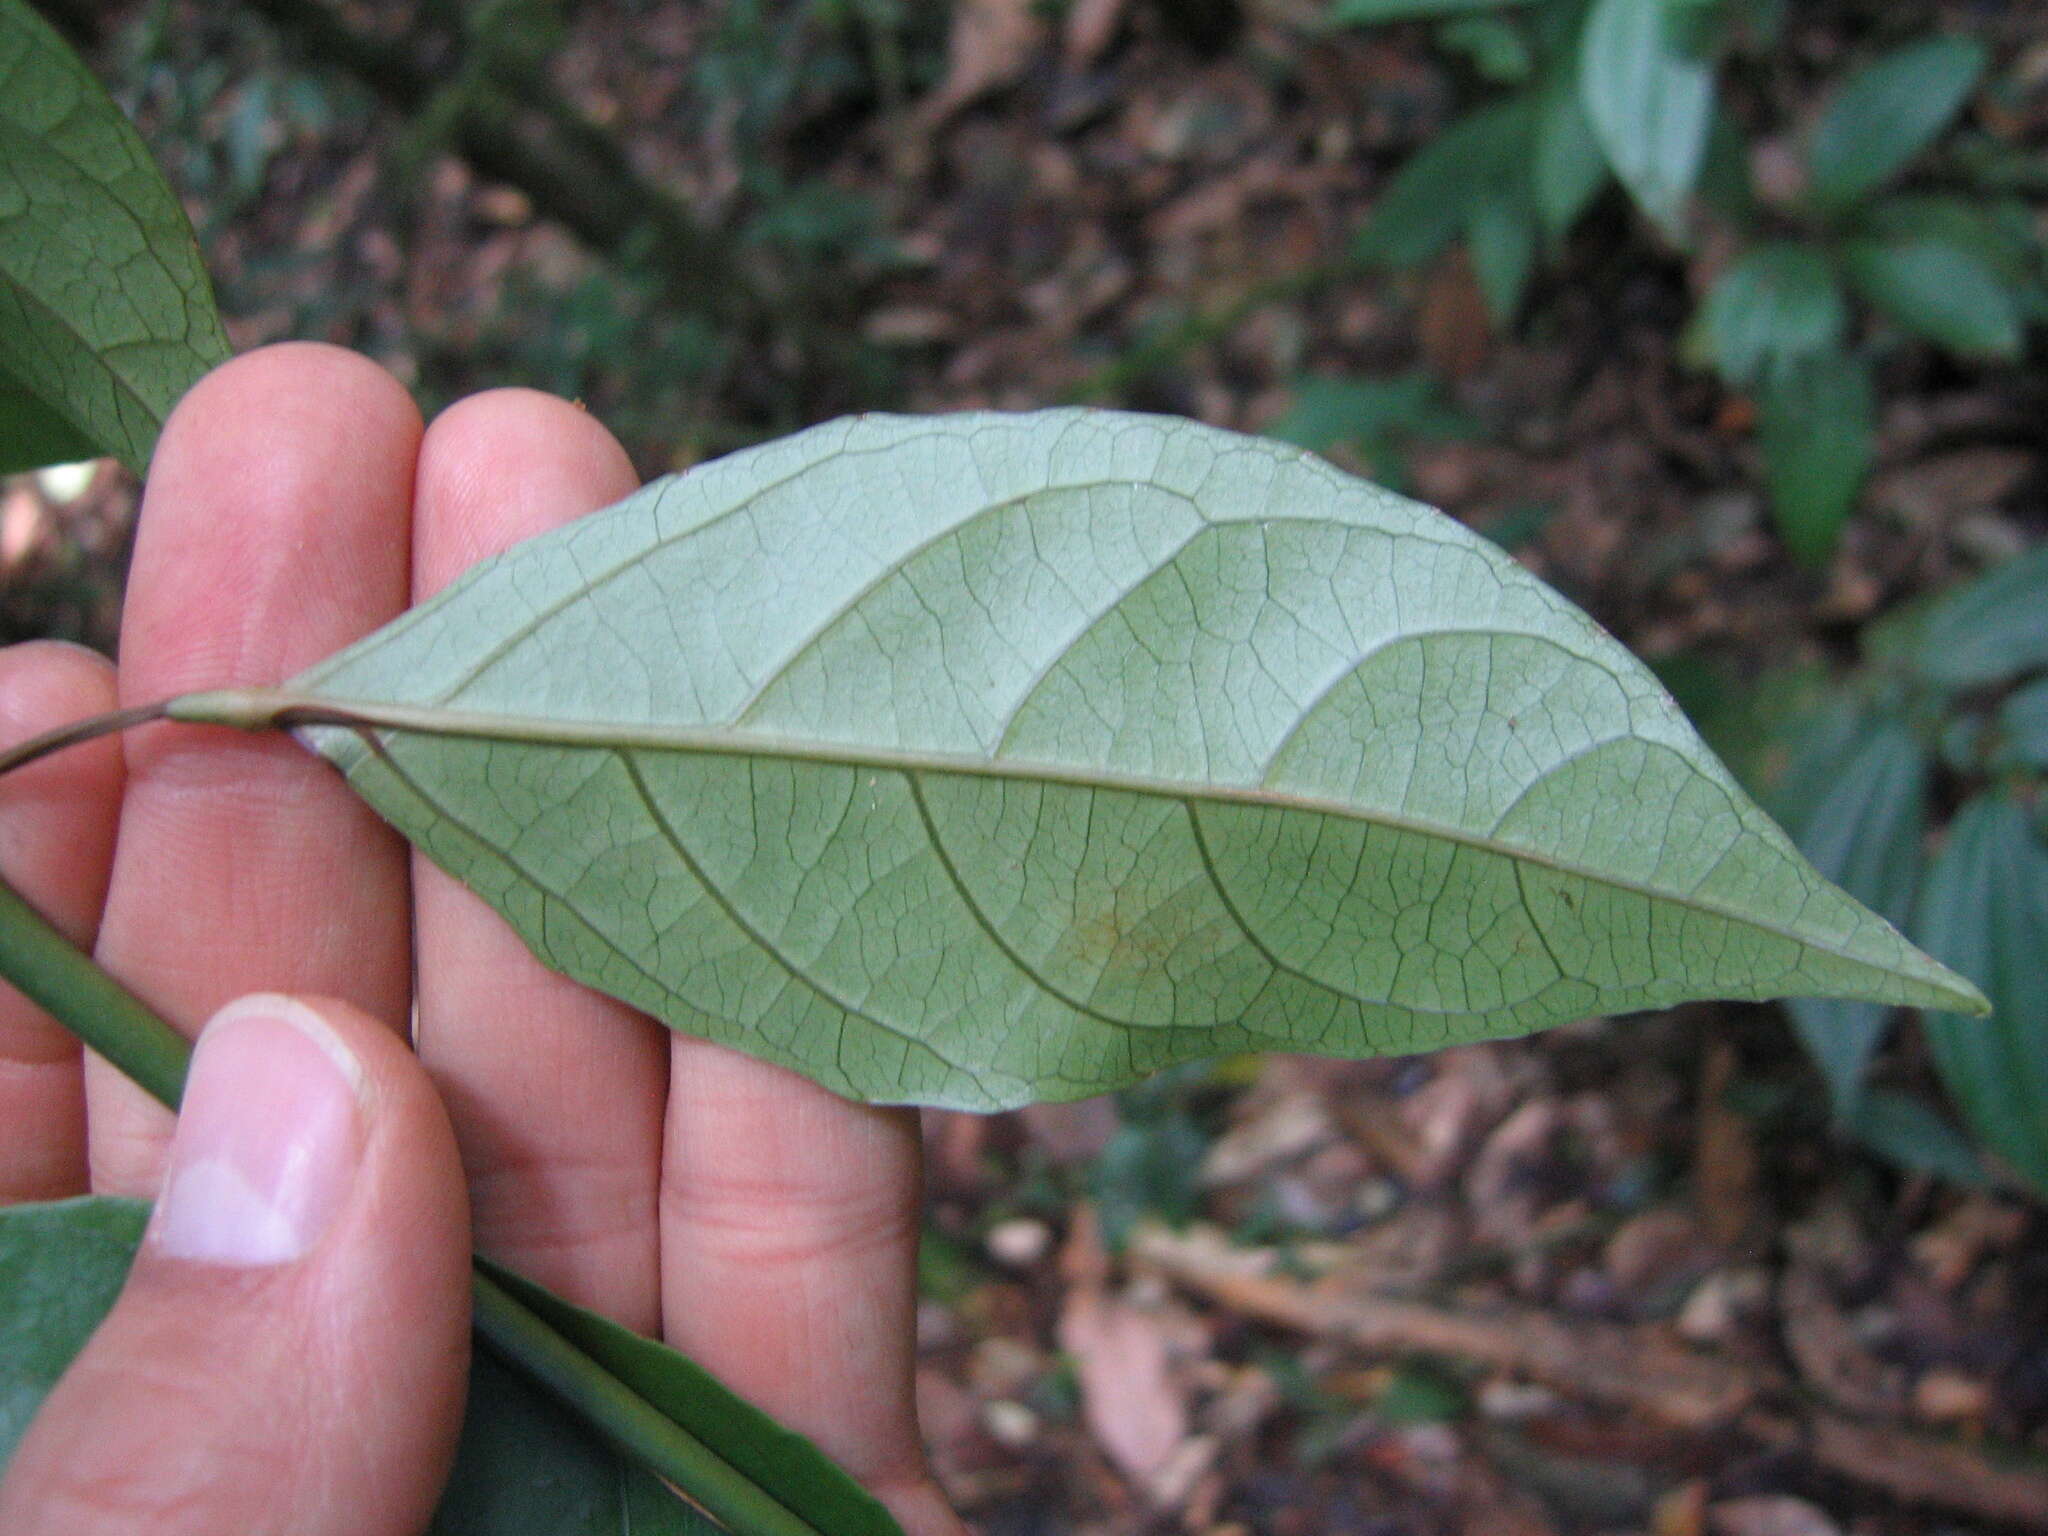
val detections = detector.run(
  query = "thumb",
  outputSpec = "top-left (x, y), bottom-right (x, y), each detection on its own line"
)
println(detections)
top-left (0, 994), bottom-right (472, 1536)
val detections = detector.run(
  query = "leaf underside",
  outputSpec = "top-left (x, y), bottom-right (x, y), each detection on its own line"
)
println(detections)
top-left (286, 410), bottom-right (1982, 1111)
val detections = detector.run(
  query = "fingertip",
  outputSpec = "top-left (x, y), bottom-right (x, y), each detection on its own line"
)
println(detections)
top-left (413, 387), bottom-right (639, 594)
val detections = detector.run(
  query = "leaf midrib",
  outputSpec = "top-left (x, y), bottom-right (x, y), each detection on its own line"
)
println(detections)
top-left (174, 688), bottom-right (1968, 1004)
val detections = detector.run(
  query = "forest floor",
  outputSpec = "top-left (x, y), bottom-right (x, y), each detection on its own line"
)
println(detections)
top-left (6, 2), bottom-right (2048, 1532)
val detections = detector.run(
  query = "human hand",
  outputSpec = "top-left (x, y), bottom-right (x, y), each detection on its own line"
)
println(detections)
top-left (0, 344), bottom-right (964, 1536)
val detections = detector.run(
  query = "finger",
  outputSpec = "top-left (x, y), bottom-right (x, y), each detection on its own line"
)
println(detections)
top-left (661, 1046), bottom-right (963, 1535)
top-left (0, 993), bottom-right (471, 1536)
top-left (87, 343), bottom-right (420, 1197)
top-left (0, 643), bottom-right (123, 1203)
top-left (410, 389), bottom-right (668, 1332)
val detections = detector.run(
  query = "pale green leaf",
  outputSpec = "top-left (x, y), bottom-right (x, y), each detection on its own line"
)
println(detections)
top-left (1808, 35), bottom-right (1987, 215)
top-left (1578, 0), bottom-right (1714, 242)
top-left (0, 0), bottom-right (230, 474)
top-left (1757, 348), bottom-right (1874, 567)
top-left (228, 411), bottom-right (1984, 1112)
top-left (1784, 717), bottom-right (1926, 1119)
top-left (1917, 794), bottom-right (2048, 1198)
top-left (0, 1199), bottom-right (715, 1535)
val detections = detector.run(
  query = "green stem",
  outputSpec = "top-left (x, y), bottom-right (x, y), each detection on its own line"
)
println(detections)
top-left (0, 866), bottom-right (825, 1535)
top-left (0, 877), bottom-right (191, 1109)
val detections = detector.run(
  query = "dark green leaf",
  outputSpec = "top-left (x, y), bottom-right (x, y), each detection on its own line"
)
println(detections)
top-left (1916, 793), bottom-right (2048, 1197)
top-left (1997, 678), bottom-right (2048, 772)
top-left (1688, 243), bottom-right (1846, 387)
top-left (1329, 0), bottom-right (1537, 22)
top-left (1845, 1090), bottom-right (1987, 1187)
top-left (1355, 98), bottom-right (1533, 268)
top-left (481, 1260), bottom-right (904, 1536)
top-left (1784, 718), bottom-right (1927, 1118)
top-left (0, 1198), bottom-right (724, 1535)
top-left (0, 0), bottom-right (230, 473)
top-left (222, 410), bottom-right (1984, 1112)
top-left (1842, 237), bottom-right (2024, 360)
top-left (1533, 69), bottom-right (1609, 239)
top-left (1464, 195), bottom-right (1538, 323)
top-left (1808, 35), bottom-right (1988, 215)
top-left (434, 1350), bottom-right (718, 1536)
top-left (1265, 373), bottom-right (1478, 471)
top-left (0, 1196), bottom-right (146, 1473)
top-left (1757, 349), bottom-right (1874, 566)
top-left (1437, 17), bottom-right (1534, 84)
top-left (0, 367), bottom-right (97, 474)
top-left (1578, 0), bottom-right (1714, 241)
top-left (1910, 545), bottom-right (2048, 690)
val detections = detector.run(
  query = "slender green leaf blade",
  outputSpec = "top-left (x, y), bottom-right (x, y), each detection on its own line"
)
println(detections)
top-left (0, 1196), bottom-right (145, 1473)
top-left (1757, 348), bottom-right (1874, 566)
top-left (1578, 0), bottom-right (1713, 242)
top-left (278, 410), bottom-right (1984, 1112)
top-left (0, 1198), bottom-right (715, 1534)
top-left (1808, 35), bottom-right (1988, 215)
top-left (1910, 545), bottom-right (2048, 690)
top-left (1843, 236), bottom-right (2023, 360)
top-left (1784, 717), bottom-right (1926, 1118)
top-left (481, 1259), bottom-right (904, 1536)
top-left (1464, 194), bottom-right (1537, 323)
top-left (1917, 794), bottom-right (2048, 1197)
top-left (1687, 243), bottom-right (1846, 388)
top-left (0, 0), bottom-right (230, 474)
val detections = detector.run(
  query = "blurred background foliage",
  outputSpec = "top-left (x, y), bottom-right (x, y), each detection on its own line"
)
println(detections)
top-left (6, 1), bottom-right (2048, 1528)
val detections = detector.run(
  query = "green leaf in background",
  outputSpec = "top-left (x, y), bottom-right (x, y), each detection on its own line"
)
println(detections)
top-left (1917, 793), bottom-right (2048, 1197)
top-left (1783, 717), bottom-right (1927, 1119)
top-left (1329, 0), bottom-right (1537, 23)
top-left (1265, 372), bottom-right (1478, 479)
top-left (0, 0), bottom-right (231, 474)
top-left (0, 1198), bottom-right (717, 1536)
top-left (1578, 0), bottom-right (1714, 242)
top-left (0, 370), bottom-right (96, 474)
top-left (1997, 678), bottom-right (2048, 773)
top-left (481, 1260), bottom-right (903, 1536)
top-left (1807, 34), bottom-right (1988, 216)
top-left (0, 1196), bottom-right (145, 1472)
top-left (1841, 236), bottom-right (2023, 360)
top-left (1757, 348), bottom-right (1874, 567)
top-left (1909, 544), bottom-right (2048, 690)
top-left (1844, 1089), bottom-right (1987, 1188)
top-left (1533, 69), bottom-right (1609, 240)
top-left (1464, 193), bottom-right (1538, 323)
top-left (180, 409), bottom-right (1985, 1113)
top-left (1354, 97), bottom-right (1533, 269)
top-left (1687, 243), bottom-right (1847, 388)
top-left (1436, 16), bottom-right (1534, 84)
